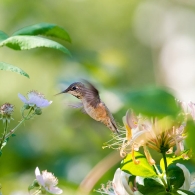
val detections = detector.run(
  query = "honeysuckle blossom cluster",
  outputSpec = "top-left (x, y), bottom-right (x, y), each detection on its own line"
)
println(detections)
top-left (98, 165), bottom-right (195, 195)
top-left (97, 162), bottom-right (195, 195)
top-left (104, 109), bottom-right (186, 165)
top-left (99, 101), bottom-right (195, 195)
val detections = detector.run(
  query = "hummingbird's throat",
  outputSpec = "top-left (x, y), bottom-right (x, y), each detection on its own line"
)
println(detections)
top-left (68, 91), bottom-right (82, 99)
top-left (74, 95), bottom-right (82, 99)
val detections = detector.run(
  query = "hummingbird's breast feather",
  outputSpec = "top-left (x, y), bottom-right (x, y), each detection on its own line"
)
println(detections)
top-left (82, 99), bottom-right (119, 133)
top-left (82, 100), bottom-right (107, 121)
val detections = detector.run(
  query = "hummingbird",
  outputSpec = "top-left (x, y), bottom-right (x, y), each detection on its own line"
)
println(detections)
top-left (57, 81), bottom-right (119, 134)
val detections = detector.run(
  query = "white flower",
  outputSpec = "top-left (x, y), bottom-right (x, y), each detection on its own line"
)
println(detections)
top-left (113, 168), bottom-right (142, 195)
top-left (112, 168), bottom-right (131, 195)
top-left (18, 91), bottom-right (52, 108)
top-left (35, 167), bottom-right (63, 194)
top-left (97, 168), bottom-right (143, 195)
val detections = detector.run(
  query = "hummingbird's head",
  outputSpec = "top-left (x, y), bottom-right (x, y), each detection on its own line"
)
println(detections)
top-left (58, 82), bottom-right (86, 99)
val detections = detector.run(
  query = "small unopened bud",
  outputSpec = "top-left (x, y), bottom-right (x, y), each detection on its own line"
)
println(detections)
top-left (28, 179), bottom-right (40, 192)
top-left (32, 179), bottom-right (39, 187)
top-left (35, 107), bottom-right (42, 115)
top-left (23, 103), bottom-right (30, 110)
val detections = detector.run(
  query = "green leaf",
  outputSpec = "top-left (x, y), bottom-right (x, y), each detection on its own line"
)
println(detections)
top-left (0, 31), bottom-right (9, 42)
top-left (129, 174), bottom-right (136, 185)
top-left (124, 87), bottom-right (181, 118)
top-left (136, 176), bottom-right (166, 195)
top-left (13, 23), bottom-right (71, 43)
top-left (160, 151), bottom-right (190, 171)
top-left (0, 35), bottom-right (71, 56)
top-left (167, 164), bottom-right (185, 189)
top-left (156, 191), bottom-right (188, 195)
top-left (0, 62), bottom-right (29, 78)
top-left (177, 189), bottom-right (195, 195)
top-left (121, 151), bottom-right (157, 177)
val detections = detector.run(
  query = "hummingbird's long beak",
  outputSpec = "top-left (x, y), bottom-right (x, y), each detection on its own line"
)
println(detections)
top-left (55, 88), bottom-right (69, 96)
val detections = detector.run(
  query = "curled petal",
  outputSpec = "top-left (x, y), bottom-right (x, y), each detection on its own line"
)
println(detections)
top-left (113, 168), bottom-right (132, 195)
top-left (121, 171), bottom-right (135, 195)
top-left (126, 110), bottom-right (138, 129)
top-left (176, 163), bottom-right (191, 191)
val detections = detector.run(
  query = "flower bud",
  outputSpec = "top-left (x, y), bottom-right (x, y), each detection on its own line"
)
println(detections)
top-left (28, 179), bottom-right (40, 193)
top-left (35, 107), bottom-right (42, 115)
top-left (0, 103), bottom-right (14, 123)
top-left (23, 103), bottom-right (30, 110)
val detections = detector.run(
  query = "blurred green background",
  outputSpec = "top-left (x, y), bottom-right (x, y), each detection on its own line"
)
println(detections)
top-left (0, 0), bottom-right (195, 194)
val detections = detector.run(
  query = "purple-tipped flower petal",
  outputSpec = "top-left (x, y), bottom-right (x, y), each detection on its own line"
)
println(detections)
top-left (18, 91), bottom-right (52, 108)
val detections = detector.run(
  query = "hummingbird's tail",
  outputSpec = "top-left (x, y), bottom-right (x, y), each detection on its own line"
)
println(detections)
top-left (103, 118), bottom-right (120, 134)
top-left (111, 120), bottom-right (120, 134)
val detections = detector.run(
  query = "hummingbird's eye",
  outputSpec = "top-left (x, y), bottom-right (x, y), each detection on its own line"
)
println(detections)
top-left (72, 86), bottom-right (77, 90)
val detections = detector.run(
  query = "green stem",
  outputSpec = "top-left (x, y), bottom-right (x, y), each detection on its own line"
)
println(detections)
top-left (31, 189), bottom-right (42, 195)
top-left (22, 106), bottom-right (35, 120)
top-left (5, 107), bottom-right (34, 140)
top-left (162, 151), bottom-right (171, 192)
top-left (5, 118), bottom-right (25, 140)
top-left (0, 120), bottom-right (8, 150)
top-left (153, 164), bottom-right (161, 175)
top-left (153, 164), bottom-right (167, 187)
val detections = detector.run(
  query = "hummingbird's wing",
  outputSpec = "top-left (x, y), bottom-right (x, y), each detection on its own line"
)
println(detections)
top-left (83, 81), bottom-right (101, 108)
top-left (68, 102), bottom-right (87, 114)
